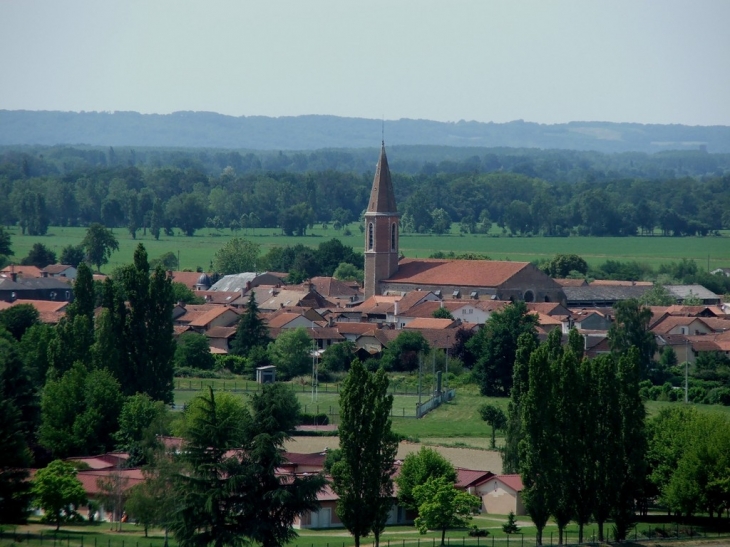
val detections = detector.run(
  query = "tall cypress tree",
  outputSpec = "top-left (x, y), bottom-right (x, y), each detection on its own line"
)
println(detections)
top-left (331, 361), bottom-right (398, 547)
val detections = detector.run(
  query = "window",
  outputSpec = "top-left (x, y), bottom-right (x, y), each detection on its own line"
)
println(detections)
top-left (391, 223), bottom-right (397, 251)
top-left (524, 290), bottom-right (534, 303)
top-left (368, 223), bottom-right (374, 250)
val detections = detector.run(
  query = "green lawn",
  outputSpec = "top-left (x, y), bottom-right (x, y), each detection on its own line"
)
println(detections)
top-left (173, 379), bottom-right (730, 442)
top-left (7, 225), bottom-right (730, 273)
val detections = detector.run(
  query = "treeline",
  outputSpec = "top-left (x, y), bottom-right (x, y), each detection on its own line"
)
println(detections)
top-left (1, 146), bottom-right (730, 239)
top-left (494, 302), bottom-right (730, 544)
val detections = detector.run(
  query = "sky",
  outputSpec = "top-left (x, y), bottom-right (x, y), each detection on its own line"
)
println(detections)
top-left (1, 1), bottom-right (729, 126)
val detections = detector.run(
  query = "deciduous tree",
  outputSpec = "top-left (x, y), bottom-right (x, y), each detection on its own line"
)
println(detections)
top-left (213, 237), bottom-right (260, 275)
top-left (469, 301), bottom-right (538, 396)
top-left (81, 223), bottom-right (119, 272)
top-left (396, 447), bottom-right (456, 511)
top-left (31, 460), bottom-right (87, 531)
top-left (413, 476), bottom-right (481, 546)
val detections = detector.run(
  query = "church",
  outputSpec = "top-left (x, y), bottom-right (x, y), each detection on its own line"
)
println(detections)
top-left (363, 144), bottom-right (566, 305)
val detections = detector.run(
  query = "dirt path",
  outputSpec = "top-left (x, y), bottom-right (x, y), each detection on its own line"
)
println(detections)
top-left (285, 437), bottom-right (503, 473)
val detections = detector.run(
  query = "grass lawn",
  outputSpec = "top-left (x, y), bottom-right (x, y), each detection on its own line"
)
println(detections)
top-left (6, 225), bottom-right (730, 273)
top-left (173, 379), bottom-right (730, 444)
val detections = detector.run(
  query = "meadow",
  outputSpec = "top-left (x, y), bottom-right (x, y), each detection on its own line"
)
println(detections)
top-left (6, 224), bottom-right (730, 273)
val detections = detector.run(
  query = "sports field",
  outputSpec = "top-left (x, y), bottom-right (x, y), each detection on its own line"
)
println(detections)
top-left (7, 224), bottom-right (730, 273)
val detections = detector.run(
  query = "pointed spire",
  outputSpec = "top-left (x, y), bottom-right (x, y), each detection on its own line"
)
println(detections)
top-left (367, 143), bottom-right (398, 214)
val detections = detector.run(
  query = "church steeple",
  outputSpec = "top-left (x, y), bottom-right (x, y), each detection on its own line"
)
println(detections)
top-left (364, 143), bottom-right (400, 298)
top-left (367, 142), bottom-right (398, 214)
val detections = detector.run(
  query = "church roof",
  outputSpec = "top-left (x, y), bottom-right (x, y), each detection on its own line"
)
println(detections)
top-left (386, 258), bottom-right (530, 288)
top-left (366, 143), bottom-right (398, 214)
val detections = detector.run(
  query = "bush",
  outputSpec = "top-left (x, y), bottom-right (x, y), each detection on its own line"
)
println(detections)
top-left (213, 354), bottom-right (247, 374)
top-left (174, 367), bottom-right (218, 378)
top-left (468, 526), bottom-right (489, 537)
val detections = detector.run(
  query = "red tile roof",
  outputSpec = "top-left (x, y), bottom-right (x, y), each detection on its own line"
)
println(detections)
top-left (554, 278), bottom-right (588, 287)
top-left (404, 317), bottom-right (458, 330)
top-left (170, 271), bottom-right (207, 290)
top-left (455, 468), bottom-right (494, 489)
top-left (495, 474), bottom-right (524, 492)
top-left (189, 306), bottom-right (239, 328)
top-left (76, 468), bottom-right (145, 496)
top-left (387, 259), bottom-right (530, 288)
top-left (266, 312), bottom-right (303, 329)
top-left (651, 316), bottom-right (710, 335)
top-left (1, 265), bottom-right (44, 278)
top-left (206, 326), bottom-right (237, 339)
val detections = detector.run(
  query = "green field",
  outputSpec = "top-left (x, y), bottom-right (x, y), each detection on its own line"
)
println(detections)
top-left (6, 225), bottom-right (730, 273)
top-left (173, 381), bottom-right (730, 446)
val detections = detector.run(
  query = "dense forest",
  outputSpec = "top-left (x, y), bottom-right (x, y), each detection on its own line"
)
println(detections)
top-left (1, 145), bottom-right (729, 239)
top-left (3, 110), bottom-right (730, 153)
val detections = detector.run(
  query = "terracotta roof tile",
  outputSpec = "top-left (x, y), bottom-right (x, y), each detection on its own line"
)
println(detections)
top-left (188, 306), bottom-right (239, 328)
top-left (404, 317), bottom-right (458, 330)
top-left (455, 468), bottom-right (495, 489)
top-left (387, 259), bottom-right (530, 288)
top-left (206, 326), bottom-right (237, 339)
top-left (495, 474), bottom-right (524, 492)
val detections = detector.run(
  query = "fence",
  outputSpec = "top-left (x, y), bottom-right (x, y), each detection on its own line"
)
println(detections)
top-left (416, 388), bottom-right (456, 418)
top-left (175, 379), bottom-right (434, 397)
top-left (0, 531), bottom-right (171, 547)
top-left (285, 525), bottom-right (730, 547)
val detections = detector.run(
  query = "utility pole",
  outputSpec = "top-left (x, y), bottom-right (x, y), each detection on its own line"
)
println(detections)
top-left (685, 338), bottom-right (689, 404)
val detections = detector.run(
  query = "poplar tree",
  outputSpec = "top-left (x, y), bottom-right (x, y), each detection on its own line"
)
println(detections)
top-left (550, 334), bottom-right (580, 545)
top-left (331, 360), bottom-right (398, 547)
top-left (591, 354), bottom-right (621, 542)
top-left (612, 347), bottom-right (647, 541)
top-left (112, 244), bottom-right (175, 402)
top-left (519, 335), bottom-right (554, 545)
top-left (502, 332), bottom-right (536, 474)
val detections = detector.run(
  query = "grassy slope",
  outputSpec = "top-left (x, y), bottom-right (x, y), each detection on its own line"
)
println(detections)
top-left (7, 225), bottom-right (730, 273)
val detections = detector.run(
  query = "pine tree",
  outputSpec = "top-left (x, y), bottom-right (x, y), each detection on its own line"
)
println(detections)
top-left (230, 292), bottom-right (271, 358)
top-left (331, 361), bottom-right (398, 547)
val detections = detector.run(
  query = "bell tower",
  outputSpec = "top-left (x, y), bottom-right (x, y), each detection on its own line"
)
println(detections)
top-left (364, 142), bottom-right (400, 298)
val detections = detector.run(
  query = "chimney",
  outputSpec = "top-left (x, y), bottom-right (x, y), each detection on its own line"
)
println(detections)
top-left (177, 301), bottom-right (186, 308)
top-left (41, 270), bottom-right (49, 278)
top-left (10, 272), bottom-right (17, 282)
top-left (394, 300), bottom-right (399, 317)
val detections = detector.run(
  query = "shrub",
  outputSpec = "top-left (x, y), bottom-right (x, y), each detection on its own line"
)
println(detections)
top-left (468, 526), bottom-right (489, 537)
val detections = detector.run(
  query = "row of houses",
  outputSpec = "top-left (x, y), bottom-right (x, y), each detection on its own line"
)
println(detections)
top-left (51, 441), bottom-right (524, 527)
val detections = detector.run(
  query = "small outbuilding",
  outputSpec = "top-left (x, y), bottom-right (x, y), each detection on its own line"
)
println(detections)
top-left (256, 365), bottom-right (276, 384)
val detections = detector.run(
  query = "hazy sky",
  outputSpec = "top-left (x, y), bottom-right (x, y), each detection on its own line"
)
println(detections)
top-left (2, 1), bottom-right (729, 126)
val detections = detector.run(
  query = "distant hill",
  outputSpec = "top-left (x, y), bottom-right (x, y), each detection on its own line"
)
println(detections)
top-left (1, 110), bottom-right (730, 153)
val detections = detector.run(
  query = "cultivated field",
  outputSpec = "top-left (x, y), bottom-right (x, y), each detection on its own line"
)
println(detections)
top-left (6, 224), bottom-right (730, 273)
